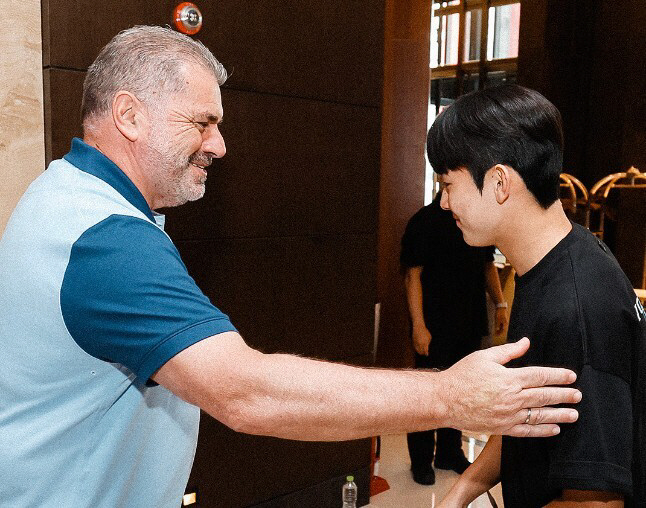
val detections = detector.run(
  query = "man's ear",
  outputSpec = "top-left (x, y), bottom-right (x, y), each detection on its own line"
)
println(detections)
top-left (492, 164), bottom-right (511, 204)
top-left (111, 91), bottom-right (144, 142)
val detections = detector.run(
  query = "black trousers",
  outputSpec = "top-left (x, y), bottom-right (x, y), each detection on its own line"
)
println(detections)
top-left (407, 351), bottom-right (465, 470)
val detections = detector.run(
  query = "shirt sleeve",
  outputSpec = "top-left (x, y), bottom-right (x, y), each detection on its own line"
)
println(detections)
top-left (541, 298), bottom-right (634, 496)
top-left (61, 214), bottom-right (237, 383)
top-left (401, 206), bottom-right (433, 268)
top-left (548, 364), bottom-right (633, 495)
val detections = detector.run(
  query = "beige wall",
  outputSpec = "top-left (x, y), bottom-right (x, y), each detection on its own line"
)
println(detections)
top-left (0, 0), bottom-right (45, 235)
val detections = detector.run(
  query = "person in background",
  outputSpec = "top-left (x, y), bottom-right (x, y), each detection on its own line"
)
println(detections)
top-left (401, 190), bottom-right (509, 485)
top-left (432, 84), bottom-right (646, 507)
top-left (0, 27), bottom-right (581, 507)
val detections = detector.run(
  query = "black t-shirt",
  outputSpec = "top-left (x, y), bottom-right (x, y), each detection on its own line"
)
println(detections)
top-left (400, 194), bottom-right (494, 364)
top-left (502, 223), bottom-right (646, 507)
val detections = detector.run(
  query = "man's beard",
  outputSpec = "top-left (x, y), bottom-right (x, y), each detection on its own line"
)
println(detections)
top-left (143, 137), bottom-right (213, 209)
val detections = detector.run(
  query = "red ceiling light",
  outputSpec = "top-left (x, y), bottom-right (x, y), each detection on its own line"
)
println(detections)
top-left (173, 2), bottom-right (203, 35)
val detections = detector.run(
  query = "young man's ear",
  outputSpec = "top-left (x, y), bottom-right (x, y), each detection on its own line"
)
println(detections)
top-left (493, 164), bottom-right (511, 204)
top-left (111, 91), bottom-right (144, 142)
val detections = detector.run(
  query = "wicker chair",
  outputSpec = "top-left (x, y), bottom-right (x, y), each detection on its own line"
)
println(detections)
top-left (559, 173), bottom-right (589, 226)
top-left (587, 166), bottom-right (646, 241)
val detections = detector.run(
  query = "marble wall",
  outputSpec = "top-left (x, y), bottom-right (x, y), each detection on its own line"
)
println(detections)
top-left (0, 0), bottom-right (45, 235)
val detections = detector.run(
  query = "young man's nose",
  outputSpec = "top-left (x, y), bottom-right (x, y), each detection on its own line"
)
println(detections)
top-left (440, 189), bottom-right (450, 210)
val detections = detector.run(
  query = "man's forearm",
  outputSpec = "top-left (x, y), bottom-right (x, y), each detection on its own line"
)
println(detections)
top-left (153, 333), bottom-right (581, 441)
top-left (157, 332), bottom-right (452, 440)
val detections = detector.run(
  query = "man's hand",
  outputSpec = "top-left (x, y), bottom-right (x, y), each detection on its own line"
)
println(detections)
top-left (439, 337), bottom-right (581, 437)
top-left (412, 324), bottom-right (432, 356)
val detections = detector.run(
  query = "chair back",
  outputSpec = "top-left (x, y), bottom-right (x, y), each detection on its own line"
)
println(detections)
top-left (559, 173), bottom-right (589, 225)
top-left (587, 166), bottom-right (646, 241)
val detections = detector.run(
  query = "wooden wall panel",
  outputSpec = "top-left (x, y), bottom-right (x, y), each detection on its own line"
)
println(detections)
top-left (193, 1), bottom-right (384, 106)
top-left (174, 238), bottom-right (287, 353)
top-left (42, 68), bottom-right (84, 163)
top-left (43, 0), bottom-right (383, 107)
top-left (187, 417), bottom-right (371, 507)
top-left (42, 0), bottom-right (177, 69)
top-left (282, 235), bottom-right (376, 360)
top-left (175, 234), bottom-right (377, 360)
top-left (376, 0), bottom-right (430, 369)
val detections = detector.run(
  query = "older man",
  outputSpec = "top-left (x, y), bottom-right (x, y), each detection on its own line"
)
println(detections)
top-left (0, 27), bottom-right (580, 507)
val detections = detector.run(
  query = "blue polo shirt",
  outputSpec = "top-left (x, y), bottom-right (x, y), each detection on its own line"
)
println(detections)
top-left (0, 139), bottom-right (236, 507)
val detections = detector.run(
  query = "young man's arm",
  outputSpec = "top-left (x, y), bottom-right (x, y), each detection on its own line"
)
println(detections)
top-left (404, 266), bottom-right (432, 356)
top-left (439, 446), bottom-right (625, 508)
top-left (484, 261), bottom-right (509, 335)
top-left (152, 332), bottom-right (580, 441)
top-left (439, 435), bottom-right (503, 507)
top-left (545, 490), bottom-right (623, 507)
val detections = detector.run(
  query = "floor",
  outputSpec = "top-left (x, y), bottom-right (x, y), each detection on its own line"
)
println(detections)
top-left (366, 432), bottom-right (503, 507)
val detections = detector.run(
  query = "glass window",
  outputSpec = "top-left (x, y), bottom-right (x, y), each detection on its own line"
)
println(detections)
top-left (463, 9), bottom-right (482, 63)
top-left (440, 13), bottom-right (460, 66)
top-left (487, 3), bottom-right (521, 60)
top-left (430, 13), bottom-right (440, 67)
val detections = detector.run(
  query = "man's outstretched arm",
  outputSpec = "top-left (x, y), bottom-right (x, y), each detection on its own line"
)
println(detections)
top-left (152, 334), bottom-right (580, 441)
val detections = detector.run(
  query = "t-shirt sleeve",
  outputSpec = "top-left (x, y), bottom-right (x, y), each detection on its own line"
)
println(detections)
top-left (540, 297), bottom-right (634, 496)
top-left (61, 214), bottom-right (237, 383)
top-left (548, 364), bottom-right (633, 495)
top-left (400, 206), bottom-right (433, 268)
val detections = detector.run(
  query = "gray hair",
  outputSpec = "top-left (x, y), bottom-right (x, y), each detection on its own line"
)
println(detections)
top-left (81, 25), bottom-right (227, 125)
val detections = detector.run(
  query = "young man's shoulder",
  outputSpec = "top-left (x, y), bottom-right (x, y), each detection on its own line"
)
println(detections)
top-left (565, 225), bottom-right (635, 303)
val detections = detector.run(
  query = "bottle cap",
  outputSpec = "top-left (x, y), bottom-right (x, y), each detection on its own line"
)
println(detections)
top-left (346, 475), bottom-right (354, 482)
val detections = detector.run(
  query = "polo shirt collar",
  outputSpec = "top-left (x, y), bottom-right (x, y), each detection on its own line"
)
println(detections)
top-left (63, 138), bottom-right (156, 222)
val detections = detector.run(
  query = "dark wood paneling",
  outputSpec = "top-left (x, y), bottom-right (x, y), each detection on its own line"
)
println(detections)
top-left (174, 234), bottom-right (376, 360)
top-left (164, 89), bottom-right (380, 241)
top-left (282, 234), bottom-right (377, 360)
top-left (43, 68), bottom-right (85, 163)
top-left (42, 0), bottom-right (177, 70)
top-left (517, 0), bottom-right (646, 187)
top-left (174, 237), bottom-right (286, 353)
top-left (254, 467), bottom-right (371, 508)
top-left (42, 0), bottom-right (383, 107)
top-left (195, 1), bottom-right (384, 106)
top-left (187, 415), bottom-right (371, 507)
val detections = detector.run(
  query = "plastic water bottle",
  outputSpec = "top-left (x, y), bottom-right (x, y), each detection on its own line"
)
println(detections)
top-left (342, 475), bottom-right (357, 508)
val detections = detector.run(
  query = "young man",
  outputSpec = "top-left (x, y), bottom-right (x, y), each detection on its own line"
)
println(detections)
top-left (432, 84), bottom-right (646, 507)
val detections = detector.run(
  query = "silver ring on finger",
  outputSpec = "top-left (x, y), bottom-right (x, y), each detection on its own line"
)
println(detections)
top-left (524, 408), bottom-right (532, 425)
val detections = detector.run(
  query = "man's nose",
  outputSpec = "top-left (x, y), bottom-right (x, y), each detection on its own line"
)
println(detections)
top-left (203, 126), bottom-right (226, 158)
top-left (440, 189), bottom-right (450, 210)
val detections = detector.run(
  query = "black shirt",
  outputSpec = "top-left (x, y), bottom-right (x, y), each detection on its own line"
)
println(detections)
top-left (400, 194), bottom-right (494, 365)
top-left (502, 223), bottom-right (646, 507)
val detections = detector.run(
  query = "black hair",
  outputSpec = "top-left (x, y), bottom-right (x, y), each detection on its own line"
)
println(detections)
top-left (427, 84), bottom-right (564, 208)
